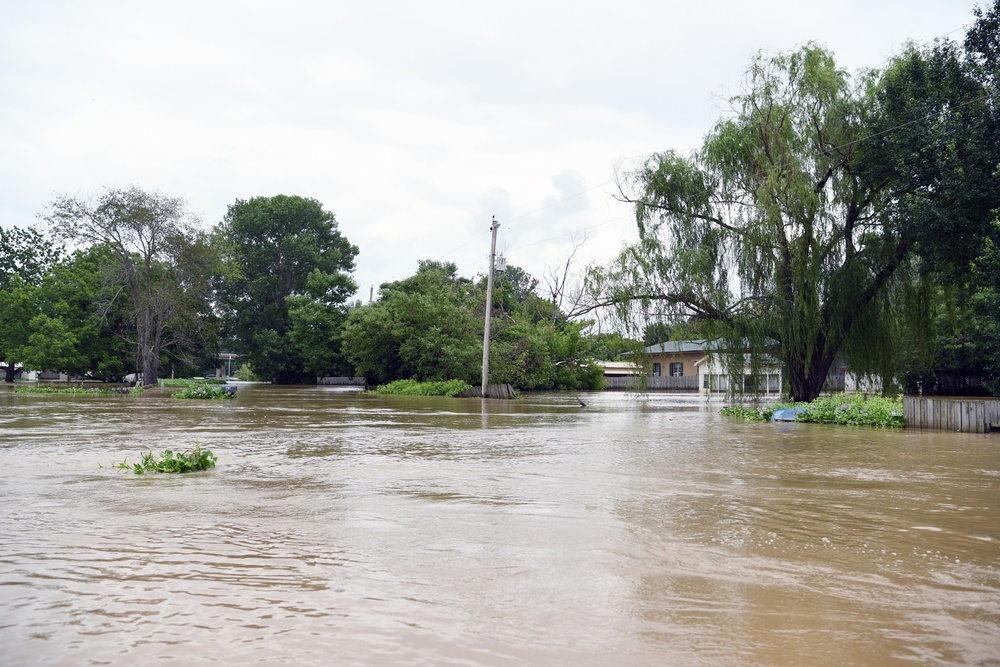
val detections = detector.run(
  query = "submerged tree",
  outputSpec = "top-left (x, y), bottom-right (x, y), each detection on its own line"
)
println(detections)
top-left (588, 43), bottom-right (994, 401)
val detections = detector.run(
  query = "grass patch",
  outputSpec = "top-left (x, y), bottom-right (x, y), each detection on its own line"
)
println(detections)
top-left (371, 379), bottom-right (473, 397)
top-left (721, 393), bottom-right (904, 428)
top-left (114, 445), bottom-right (217, 474)
top-left (172, 384), bottom-right (236, 399)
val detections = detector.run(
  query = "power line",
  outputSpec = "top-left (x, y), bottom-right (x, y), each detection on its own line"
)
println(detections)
top-left (504, 179), bottom-right (614, 226)
top-left (507, 215), bottom-right (632, 252)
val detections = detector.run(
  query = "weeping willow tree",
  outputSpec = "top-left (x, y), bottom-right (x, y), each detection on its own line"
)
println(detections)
top-left (590, 44), bottom-right (932, 402)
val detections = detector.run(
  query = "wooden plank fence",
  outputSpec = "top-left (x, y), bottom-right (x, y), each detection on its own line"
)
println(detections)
top-left (903, 396), bottom-right (1000, 433)
top-left (317, 376), bottom-right (367, 386)
top-left (604, 376), bottom-right (699, 391)
top-left (457, 383), bottom-right (516, 399)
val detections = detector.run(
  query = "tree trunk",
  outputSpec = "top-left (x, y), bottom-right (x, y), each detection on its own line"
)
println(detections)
top-left (787, 348), bottom-right (837, 402)
top-left (138, 316), bottom-right (156, 387)
top-left (3, 363), bottom-right (17, 383)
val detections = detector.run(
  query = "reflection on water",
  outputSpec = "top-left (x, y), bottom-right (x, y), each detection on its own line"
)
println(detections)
top-left (0, 385), bottom-right (997, 666)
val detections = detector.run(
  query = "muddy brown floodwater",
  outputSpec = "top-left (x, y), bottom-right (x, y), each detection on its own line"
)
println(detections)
top-left (0, 384), bottom-right (998, 666)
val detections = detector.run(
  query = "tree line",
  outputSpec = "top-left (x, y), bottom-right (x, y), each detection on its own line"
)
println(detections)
top-left (0, 192), bottom-right (625, 389)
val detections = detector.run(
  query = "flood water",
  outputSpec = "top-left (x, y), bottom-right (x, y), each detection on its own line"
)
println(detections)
top-left (0, 384), bottom-right (998, 666)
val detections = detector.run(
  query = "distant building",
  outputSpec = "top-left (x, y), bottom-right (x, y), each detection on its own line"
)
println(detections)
top-left (642, 340), bottom-right (706, 380)
top-left (620, 340), bottom-right (783, 395)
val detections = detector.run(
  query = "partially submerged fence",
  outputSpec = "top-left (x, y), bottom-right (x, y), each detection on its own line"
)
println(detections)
top-left (317, 377), bottom-right (367, 386)
top-left (457, 383), bottom-right (516, 399)
top-left (903, 396), bottom-right (1000, 433)
top-left (604, 376), bottom-right (699, 391)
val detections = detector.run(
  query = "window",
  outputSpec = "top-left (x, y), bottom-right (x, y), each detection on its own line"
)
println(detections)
top-left (669, 362), bottom-right (683, 377)
top-left (652, 362), bottom-right (661, 377)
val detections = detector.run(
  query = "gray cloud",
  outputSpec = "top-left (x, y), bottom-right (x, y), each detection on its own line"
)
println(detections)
top-left (0, 0), bottom-right (978, 298)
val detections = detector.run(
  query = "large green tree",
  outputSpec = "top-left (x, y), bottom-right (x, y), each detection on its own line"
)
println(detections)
top-left (342, 261), bottom-right (481, 385)
top-left (590, 42), bottom-right (995, 401)
top-left (0, 226), bottom-right (63, 381)
top-left (865, 2), bottom-right (1000, 394)
top-left (217, 195), bottom-right (358, 384)
top-left (17, 245), bottom-right (134, 381)
top-left (44, 187), bottom-right (213, 385)
top-left (593, 46), bottom-right (887, 400)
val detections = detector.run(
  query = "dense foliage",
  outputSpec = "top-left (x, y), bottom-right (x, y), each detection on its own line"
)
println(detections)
top-left (371, 379), bottom-right (473, 397)
top-left (589, 4), bottom-right (1000, 401)
top-left (342, 260), bottom-right (604, 391)
top-left (172, 384), bottom-right (236, 399)
top-left (344, 261), bottom-right (481, 385)
top-left (216, 195), bottom-right (358, 384)
top-left (44, 187), bottom-right (218, 386)
top-left (720, 393), bottom-right (904, 428)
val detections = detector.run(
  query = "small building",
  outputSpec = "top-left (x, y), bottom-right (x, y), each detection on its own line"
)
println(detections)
top-left (633, 340), bottom-right (783, 395)
top-left (643, 340), bottom-right (706, 380)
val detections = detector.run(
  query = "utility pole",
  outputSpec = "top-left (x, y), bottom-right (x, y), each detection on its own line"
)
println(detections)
top-left (481, 216), bottom-right (499, 397)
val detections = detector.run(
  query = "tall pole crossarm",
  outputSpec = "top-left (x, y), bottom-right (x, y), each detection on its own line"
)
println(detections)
top-left (481, 216), bottom-right (499, 397)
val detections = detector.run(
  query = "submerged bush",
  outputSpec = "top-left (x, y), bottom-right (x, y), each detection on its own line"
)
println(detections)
top-left (799, 393), bottom-right (903, 428)
top-left (115, 446), bottom-right (217, 474)
top-left (173, 384), bottom-right (236, 399)
top-left (371, 379), bottom-right (473, 397)
top-left (721, 393), bottom-right (903, 428)
top-left (719, 404), bottom-right (786, 421)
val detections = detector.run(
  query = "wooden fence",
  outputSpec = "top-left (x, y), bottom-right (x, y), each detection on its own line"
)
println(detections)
top-left (317, 376), bottom-right (367, 386)
top-left (903, 396), bottom-right (1000, 433)
top-left (604, 376), bottom-right (699, 391)
top-left (457, 383), bottom-right (516, 399)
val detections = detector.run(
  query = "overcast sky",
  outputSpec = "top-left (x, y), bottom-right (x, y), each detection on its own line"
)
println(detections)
top-left (0, 0), bottom-right (979, 300)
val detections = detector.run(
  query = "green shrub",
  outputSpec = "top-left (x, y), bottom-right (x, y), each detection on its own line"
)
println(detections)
top-left (234, 363), bottom-right (263, 382)
top-left (115, 446), bottom-right (217, 474)
top-left (721, 394), bottom-right (903, 428)
top-left (371, 379), bottom-right (473, 397)
top-left (796, 393), bottom-right (903, 428)
top-left (172, 384), bottom-right (236, 400)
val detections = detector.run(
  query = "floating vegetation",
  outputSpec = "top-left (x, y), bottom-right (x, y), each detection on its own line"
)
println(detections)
top-left (721, 393), bottom-right (904, 428)
top-left (172, 384), bottom-right (236, 399)
top-left (114, 445), bottom-right (217, 474)
top-left (371, 379), bottom-right (473, 397)
top-left (15, 386), bottom-right (137, 395)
